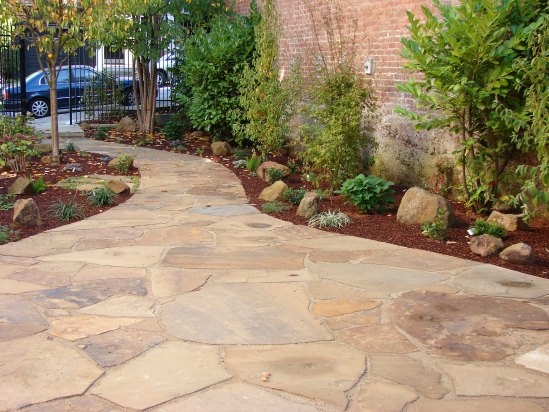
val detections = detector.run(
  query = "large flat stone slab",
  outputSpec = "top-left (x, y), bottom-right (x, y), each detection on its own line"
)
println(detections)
top-left (74, 264), bottom-right (147, 281)
top-left (48, 315), bottom-right (141, 341)
top-left (448, 265), bottom-right (549, 298)
top-left (151, 266), bottom-right (210, 299)
top-left (309, 263), bottom-right (448, 298)
top-left (162, 246), bottom-right (306, 270)
top-left (79, 294), bottom-right (156, 318)
top-left (312, 299), bottom-right (380, 317)
top-left (211, 268), bottom-right (312, 283)
top-left (286, 235), bottom-right (401, 252)
top-left (355, 381), bottom-right (418, 411)
top-left (224, 342), bottom-right (365, 408)
top-left (515, 343), bottom-right (549, 374)
top-left (0, 335), bottom-right (102, 410)
top-left (91, 341), bottom-right (230, 409)
top-left (161, 283), bottom-right (332, 344)
top-left (40, 246), bottom-right (165, 267)
top-left (157, 383), bottom-right (320, 412)
top-left (0, 278), bottom-right (47, 294)
top-left (9, 261), bottom-right (84, 287)
top-left (437, 361), bottom-right (549, 397)
top-left (81, 328), bottom-right (166, 367)
top-left (416, 398), bottom-right (545, 412)
top-left (388, 291), bottom-right (549, 361)
top-left (0, 295), bottom-right (48, 340)
top-left (337, 325), bottom-right (417, 353)
top-left (21, 395), bottom-right (125, 412)
top-left (136, 226), bottom-right (214, 247)
top-left (189, 204), bottom-right (260, 216)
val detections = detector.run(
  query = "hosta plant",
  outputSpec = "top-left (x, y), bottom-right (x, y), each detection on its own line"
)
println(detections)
top-left (337, 174), bottom-right (395, 213)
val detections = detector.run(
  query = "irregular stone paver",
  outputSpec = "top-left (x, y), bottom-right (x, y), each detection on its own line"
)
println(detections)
top-left (309, 263), bottom-right (449, 298)
top-left (388, 291), bottom-right (549, 361)
top-left (73, 264), bottom-right (147, 281)
top-left (437, 361), bottom-right (549, 397)
top-left (81, 328), bottom-right (166, 367)
top-left (136, 226), bottom-right (214, 247)
top-left (150, 266), bottom-right (210, 299)
top-left (40, 246), bottom-right (165, 267)
top-left (9, 261), bottom-right (84, 287)
top-left (354, 381), bottom-right (419, 411)
top-left (225, 342), bottom-right (365, 408)
top-left (157, 383), bottom-right (321, 412)
top-left (189, 204), bottom-right (259, 216)
top-left (48, 315), bottom-right (141, 341)
top-left (0, 278), bottom-right (47, 294)
top-left (161, 283), bottom-right (332, 344)
top-left (312, 299), bottom-right (380, 317)
top-left (163, 246), bottom-right (306, 270)
top-left (368, 354), bottom-right (448, 399)
top-left (79, 294), bottom-right (155, 318)
top-left (91, 341), bottom-right (230, 409)
top-left (0, 295), bottom-right (48, 340)
top-left (448, 265), bottom-right (549, 298)
top-left (211, 268), bottom-right (313, 283)
top-left (0, 335), bottom-right (102, 410)
top-left (337, 324), bottom-right (417, 353)
top-left (22, 395), bottom-right (125, 412)
top-left (515, 344), bottom-right (549, 374)
top-left (415, 398), bottom-right (545, 412)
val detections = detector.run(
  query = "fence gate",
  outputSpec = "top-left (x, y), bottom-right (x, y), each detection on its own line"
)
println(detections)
top-left (0, 24), bottom-right (25, 116)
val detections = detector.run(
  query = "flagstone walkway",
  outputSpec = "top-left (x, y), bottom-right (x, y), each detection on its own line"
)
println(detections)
top-left (1, 138), bottom-right (549, 411)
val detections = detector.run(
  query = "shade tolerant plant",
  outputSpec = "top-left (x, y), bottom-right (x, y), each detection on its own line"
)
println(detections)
top-left (471, 219), bottom-right (508, 239)
top-left (88, 186), bottom-right (116, 207)
top-left (261, 201), bottom-right (291, 213)
top-left (308, 210), bottom-right (351, 228)
top-left (337, 174), bottom-right (395, 213)
top-left (0, 115), bottom-right (40, 172)
top-left (49, 199), bottom-right (83, 221)
top-left (283, 187), bottom-right (306, 205)
top-left (421, 208), bottom-right (448, 241)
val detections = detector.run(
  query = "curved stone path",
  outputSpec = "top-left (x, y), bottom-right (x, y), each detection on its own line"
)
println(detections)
top-left (1, 138), bottom-right (549, 411)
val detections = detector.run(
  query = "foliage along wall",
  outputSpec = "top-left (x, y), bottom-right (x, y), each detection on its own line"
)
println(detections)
top-left (232, 0), bottom-right (459, 188)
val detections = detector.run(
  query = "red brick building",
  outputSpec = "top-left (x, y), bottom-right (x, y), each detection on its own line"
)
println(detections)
top-left (233, 0), bottom-right (457, 186)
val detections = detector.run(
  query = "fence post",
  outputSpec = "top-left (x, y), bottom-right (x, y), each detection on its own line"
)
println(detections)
top-left (19, 37), bottom-right (26, 115)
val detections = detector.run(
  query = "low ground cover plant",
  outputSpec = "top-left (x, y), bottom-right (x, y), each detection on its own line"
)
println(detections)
top-left (0, 194), bottom-right (15, 211)
top-left (284, 187), bottom-right (306, 205)
top-left (308, 210), bottom-right (351, 228)
top-left (337, 174), bottom-right (395, 213)
top-left (261, 201), bottom-right (291, 213)
top-left (50, 199), bottom-right (83, 221)
top-left (88, 186), bottom-right (117, 207)
top-left (421, 208), bottom-right (448, 241)
top-left (30, 176), bottom-right (46, 194)
top-left (0, 225), bottom-right (19, 244)
top-left (472, 219), bottom-right (507, 239)
top-left (113, 154), bottom-right (135, 174)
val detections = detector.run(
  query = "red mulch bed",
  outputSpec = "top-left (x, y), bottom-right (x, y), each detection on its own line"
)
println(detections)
top-left (82, 124), bottom-right (549, 279)
top-left (0, 151), bottom-right (138, 241)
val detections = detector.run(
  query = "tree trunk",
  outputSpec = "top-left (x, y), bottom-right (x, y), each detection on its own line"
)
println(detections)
top-left (48, 63), bottom-right (60, 163)
top-left (134, 58), bottom-right (157, 134)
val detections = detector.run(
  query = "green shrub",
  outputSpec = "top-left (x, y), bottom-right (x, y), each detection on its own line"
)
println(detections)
top-left (268, 167), bottom-right (285, 183)
top-left (246, 154), bottom-right (261, 172)
top-left (162, 116), bottom-right (188, 142)
top-left (113, 154), bottom-right (135, 174)
top-left (0, 194), bottom-right (15, 211)
top-left (50, 199), bottom-right (83, 221)
top-left (0, 115), bottom-right (40, 171)
top-left (93, 126), bottom-right (112, 141)
top-left (261, 201), bottom-right (291, 213)
top-left (284, 187), bottom-right (306, 205)
top-left (472, 219), bottom-right (507, 239)
top-left (233, 148), bottom-right (250, 160)
top-left (232, 159), bottom-right (247, 169)
top-left (174, 13), bottom-right (255, 141)
top-left (337, 174), bottom-right (395, 213)
top-left (421, 208), bottom-right (448, 241)
top-left (308, 211), bottom-right (351, 228)
top-left (63, 141), bottom-right (79, 152)
top-left (31, 176), bottom-right (46, 194)
top-left (88, 186), bottom-right (116, 207)
top-left (0, 225), bottom-right (19, 244)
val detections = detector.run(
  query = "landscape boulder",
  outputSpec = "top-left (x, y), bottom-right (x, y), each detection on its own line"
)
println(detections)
top-left (116, 116), bottom-right (136, 133)
top-left (211, 141), bottom-right (233, 156)
top-left (259, 181), bottom-right (288, 202)
top-left (257, 161), bottom-right (290, 183)
top-left (33, 143), bottom-right (51, 155)
top-left (487, 211), bottom-right (527, 232)
top-left (8, 177), bottom-right (34, 195)
top-left (108, 156), bottom-right (134, 170)
top-left (188, 131), bottom-right (211, 139)
top-left (13, 198), bottom-right (42, 227)
top-left (41, 155), bottom-right (53, 164)
top-left (106, 180), bottom-right (130, 195)
top-left (469, 234), bottom-right (504, 257)
top-left (499, 243), bottom-right (535, 264)
top-left (397, 187), bottom-right (454, 227)
top-left (297, 192), bottom-right (320, 219)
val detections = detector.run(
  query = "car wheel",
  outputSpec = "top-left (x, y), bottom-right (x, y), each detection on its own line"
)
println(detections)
top-left (28, 98), bottom-right (50, 118)
top-left (123, 89), bottom-right (135, 106)
top-left (156, 70), bottom-right (168, 87)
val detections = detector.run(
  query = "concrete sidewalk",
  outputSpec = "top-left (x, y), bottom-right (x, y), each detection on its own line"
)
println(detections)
top-left (0, 138), bottom-right (548, 411)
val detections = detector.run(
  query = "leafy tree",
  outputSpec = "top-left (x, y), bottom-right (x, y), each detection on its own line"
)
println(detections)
top-left (0, 0), bottom-right (109, 161)
top-left (397, 0), bottom-right (546, 213)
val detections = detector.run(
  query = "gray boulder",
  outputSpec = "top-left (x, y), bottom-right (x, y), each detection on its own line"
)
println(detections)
top-left (116, 116), bottom-right (136, 133)
top-left (211, 141), bottom-right (233, 156)
top-left (8, 177), bottom-right (34, 195)
top-left (499, 243), bottom-right (535, 264)
top-left (297, 192), bottom-right (320, 219)
top-left (470, 234), bottom-right (504, 257)
top-left (13, 198), bottom-right (42, 227)
top-left (397, 187), bottom-right (454, 227)
top-left (259, 181), bottom-right (288, 202)
top-left (487, 211), bottom-right (527, 232)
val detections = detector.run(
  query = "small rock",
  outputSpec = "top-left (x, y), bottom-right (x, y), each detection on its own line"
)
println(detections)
top-left (79, 122), bottom-right (90, 130)
top-left (8, 177), bottom-right (34, 195)
top-left (470, 234), bottom-right (504, 257)
top-left (259, 181), bottom-right (288, 202)
top-left (211, 141), bottom-right (232, 156)
top-left (188, 131), bottom-right (211, 139)
top-left (64, 163), bottom-right (82, 172)
top-left (41, 155), bottom-right (53, 164)
top-left (257, 161), bottom-right (290, 183)
top-left (487, 210), bottom-right (527, 232)
top-left (116, 116), bottom-right (136, 133)
top-left (33, 143), bottom-right (51, 155)
top-left (297, 192), bottom-right (320, 219)
top-left (106, 180), bottom-right (130, 195)
top-left (108, 156), bottom-right (134, 170)
top-left (13, 198), bottom-right (42, 227)
top-left (500, 243), bottom-right (535, 264)
top-left (397, 187), bottom-right (454, 227)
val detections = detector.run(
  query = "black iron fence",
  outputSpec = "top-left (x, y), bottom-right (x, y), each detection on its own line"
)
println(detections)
top-left (1, 23), bottom-right (177, 124)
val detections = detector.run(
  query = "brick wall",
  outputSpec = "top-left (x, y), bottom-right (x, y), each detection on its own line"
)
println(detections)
top-left (233, 0), bottom-right (459, 186)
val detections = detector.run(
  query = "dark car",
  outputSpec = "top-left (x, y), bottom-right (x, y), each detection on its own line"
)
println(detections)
top-left (1, 65), bottom-right (134, 118)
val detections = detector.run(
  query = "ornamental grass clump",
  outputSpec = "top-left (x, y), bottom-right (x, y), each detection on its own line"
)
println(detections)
top-left (308, 210), bottom-right (351, 228)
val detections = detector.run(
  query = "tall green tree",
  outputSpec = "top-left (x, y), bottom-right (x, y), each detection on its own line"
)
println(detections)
top-left (0, 0), bottom-right (109, 161)
top-left (397, 0), bottom-right (546, 213)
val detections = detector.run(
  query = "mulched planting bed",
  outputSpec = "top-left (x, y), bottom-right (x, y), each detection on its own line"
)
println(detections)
top-left (83, 123), bottom-right (549, 279)
top-left (0, 150), bottom-right (138, 241)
